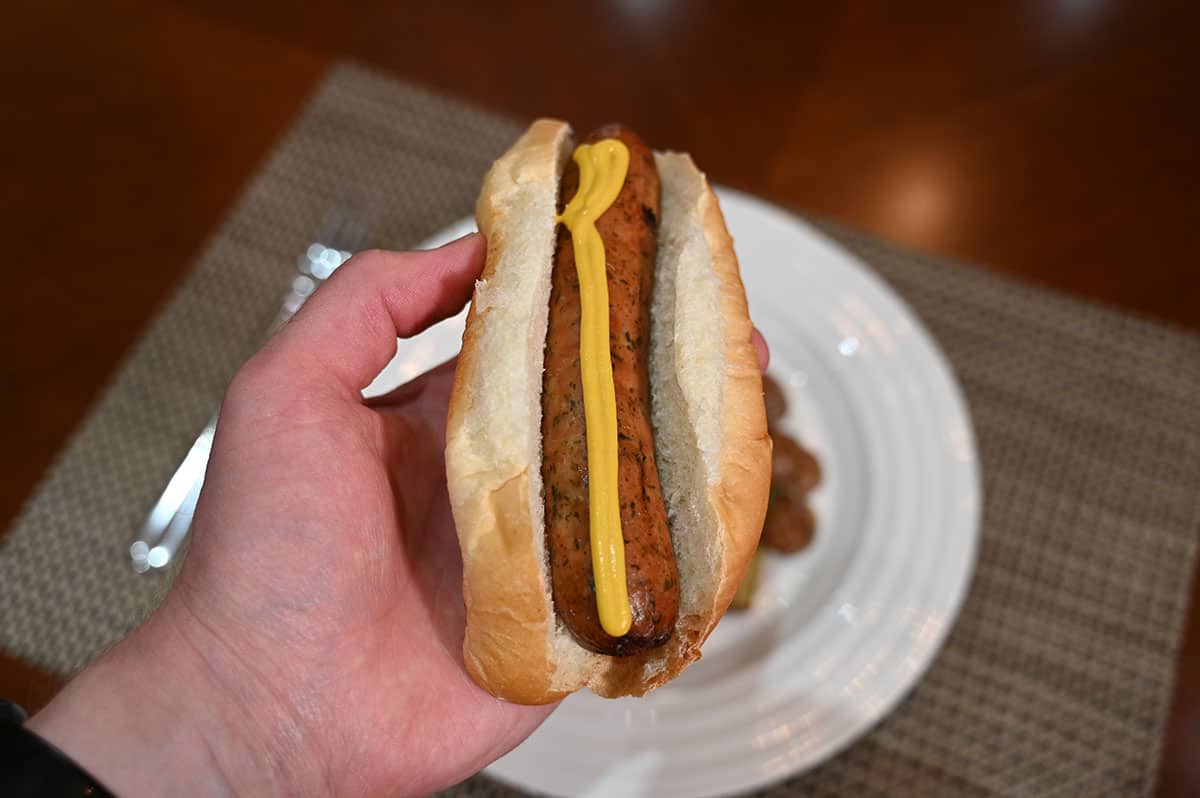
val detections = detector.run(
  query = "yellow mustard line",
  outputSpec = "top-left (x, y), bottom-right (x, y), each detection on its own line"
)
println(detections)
top-left (556, 138), bottom-right (632, 638)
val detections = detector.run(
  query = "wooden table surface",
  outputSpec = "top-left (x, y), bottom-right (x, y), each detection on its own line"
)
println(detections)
top-left (4, 2), bottom-right (1198, 793)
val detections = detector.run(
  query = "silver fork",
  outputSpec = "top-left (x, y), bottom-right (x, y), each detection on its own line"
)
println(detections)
top-left (130, 209), bottom-right (370, 573)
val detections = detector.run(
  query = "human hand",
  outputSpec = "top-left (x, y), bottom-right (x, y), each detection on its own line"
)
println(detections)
top-left (31, 235), bottom-right (554, 797)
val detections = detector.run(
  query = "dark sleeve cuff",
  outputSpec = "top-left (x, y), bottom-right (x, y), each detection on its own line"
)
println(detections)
top-left (1, 699), bottom-right (117, 797)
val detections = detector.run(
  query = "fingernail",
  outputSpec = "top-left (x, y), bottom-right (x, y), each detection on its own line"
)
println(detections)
top-left (438, 231), bottom-right (482, 249)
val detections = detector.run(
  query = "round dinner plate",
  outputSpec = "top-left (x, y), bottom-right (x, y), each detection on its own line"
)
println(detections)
top-left (368, 189), bottom-right (981, 798)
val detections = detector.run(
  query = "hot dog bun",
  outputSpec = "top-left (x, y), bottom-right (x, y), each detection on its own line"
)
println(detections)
top-left (445, 119), bottom-right (771, 704)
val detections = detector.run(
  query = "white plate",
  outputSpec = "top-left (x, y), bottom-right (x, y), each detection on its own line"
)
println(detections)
top-left (370, 189), bottom-right (981, 798)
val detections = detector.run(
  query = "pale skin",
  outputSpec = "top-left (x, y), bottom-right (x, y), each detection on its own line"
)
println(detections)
top-left (28, 234), bottom-right (770, 797)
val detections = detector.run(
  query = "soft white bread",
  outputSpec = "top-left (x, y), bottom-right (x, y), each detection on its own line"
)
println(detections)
top-left (445, 119), bottom-right (770, 704)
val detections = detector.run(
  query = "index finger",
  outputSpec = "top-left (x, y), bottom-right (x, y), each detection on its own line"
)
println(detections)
top-left (243, 234), bottom-right (484, 400)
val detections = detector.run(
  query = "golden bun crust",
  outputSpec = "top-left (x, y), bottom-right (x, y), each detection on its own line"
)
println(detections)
top-left (691, 156), bottom-right (773, 632)
top-left (445, 120), bottom-right (770, 704)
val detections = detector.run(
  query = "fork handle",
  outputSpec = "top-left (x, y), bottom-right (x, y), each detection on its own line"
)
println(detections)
top-left (130, 244), bottom-right (352, 573)
top-left (129, 417), bottom-right (215, 572)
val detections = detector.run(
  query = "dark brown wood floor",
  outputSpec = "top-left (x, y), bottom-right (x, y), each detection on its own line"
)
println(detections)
top-left (3, 2), bottom-right (1198, 793)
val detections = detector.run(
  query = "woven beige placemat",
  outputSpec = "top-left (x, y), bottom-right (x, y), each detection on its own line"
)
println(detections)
top-left (3, 63), bottom-right (1198, 796)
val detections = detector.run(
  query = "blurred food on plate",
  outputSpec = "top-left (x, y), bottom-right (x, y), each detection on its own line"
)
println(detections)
top-left (731, 373), bottom-right (822, 610)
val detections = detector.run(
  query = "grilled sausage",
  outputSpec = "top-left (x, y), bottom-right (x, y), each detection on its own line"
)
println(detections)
top-left (760, 435), bottom-right (821, 553)
top-left (541, 124), bottom-right (680, 656)
top-left (762, 373), bottom-right (788, 426)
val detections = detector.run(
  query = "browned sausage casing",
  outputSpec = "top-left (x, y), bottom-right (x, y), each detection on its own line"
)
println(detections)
top-left (762, 374), bottom-right (789, 427)
top-left (541, 124), bottom-right (680, 656)
top-left (760, 435), bottom-right (821, 553)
